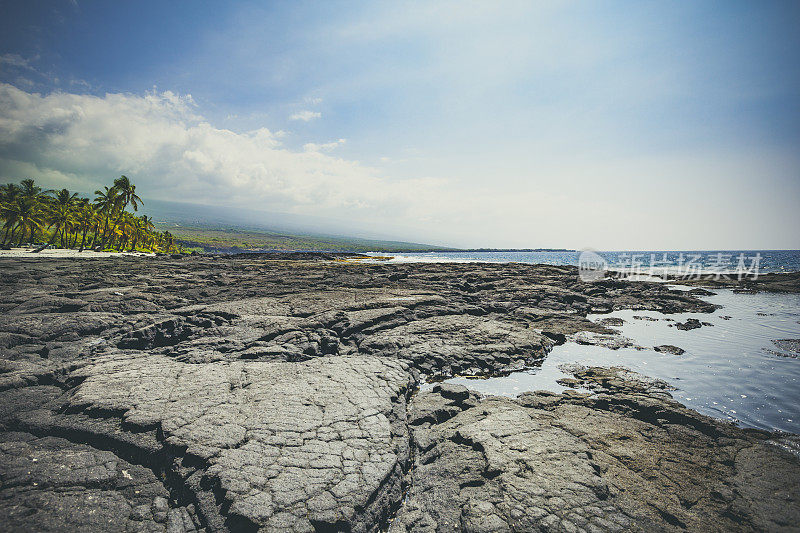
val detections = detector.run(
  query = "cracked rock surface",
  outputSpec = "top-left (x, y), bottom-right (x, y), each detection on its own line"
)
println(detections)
top-left (394, 367), bottom-right (800, 533)
top-left (0, 432), bottom-right (202, 532)
top-left (1, 255), bottom-right (797, 532)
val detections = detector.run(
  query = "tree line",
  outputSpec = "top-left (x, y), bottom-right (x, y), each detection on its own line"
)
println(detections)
top-left (0, 176), bottom-right (176, 252)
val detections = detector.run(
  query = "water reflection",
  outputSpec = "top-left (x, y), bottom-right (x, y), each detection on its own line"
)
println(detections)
top-left (438, 288), bottom-right (800, 434)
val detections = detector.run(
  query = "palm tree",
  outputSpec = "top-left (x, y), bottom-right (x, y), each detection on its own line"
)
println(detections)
top-left (130, 214), bottom-right (154, 251)
top-left (2, 177), bottom-right (161, 253)
top-left (163, 230), bottom-right (174, 252)
top-left (7, 196), bottom-right (46, 246)
top-left (115, 212), bottom-right (138, 251)
top-left (87, 207), bottom-right (103, 249)
top-left (47, 189), bottom-right (79, 247)
top-left (46, 204), bottom-right (74, 247)
top-left (75, 201), bottom-right (98, 252)
top-left (1, 199), bottom-right (21, 246)
top-left (0, 183), bottom-right (22, 245)
top-left (93, 186), bottom-right (118, 250)
top-left (20, 178), bottom-right (43, 199)
top-left (113, 175), bottom-right (143, 213)
top-left (108, 176), bottom-right (142, 247)
top-left (20, 179), bottom-right (53, 205)
top-left (2, 180), bottom-right (49, 247)
top-left (0, 182), bottom-right (21, 203)
top-left (139, 214), bottom-right (155, 233)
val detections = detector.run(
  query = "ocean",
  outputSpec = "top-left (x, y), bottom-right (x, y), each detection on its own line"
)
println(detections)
top-left (371, 249), bottom-right (800, 274)
top-left (437, 288), bottom-right (800, 435)
top-left (370, 249), bottom-right (800, 434)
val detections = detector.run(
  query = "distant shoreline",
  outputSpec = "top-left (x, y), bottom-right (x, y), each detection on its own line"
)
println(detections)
top-left (396, 248), bottom-right (576, 253)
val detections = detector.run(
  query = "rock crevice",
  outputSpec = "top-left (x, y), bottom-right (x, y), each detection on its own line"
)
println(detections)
top-left (1, 256), bottom-right (796, 532)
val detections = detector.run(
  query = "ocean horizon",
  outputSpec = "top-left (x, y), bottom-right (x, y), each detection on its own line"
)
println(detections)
top-left (369, 249), bottom-right (800, 274)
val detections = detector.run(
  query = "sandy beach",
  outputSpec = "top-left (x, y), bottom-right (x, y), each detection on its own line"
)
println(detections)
top-left (0, 247), bottom-right (156, 258)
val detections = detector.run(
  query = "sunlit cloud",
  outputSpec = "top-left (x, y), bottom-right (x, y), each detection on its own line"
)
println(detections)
top-left (0, 0), bottom-right (798, 249)
top-left (303, 138), bottom-right (346, 152)
top-left (0, 83), bottom-right (440, 225)
top-left (290, 110), bottom-right (321, 121)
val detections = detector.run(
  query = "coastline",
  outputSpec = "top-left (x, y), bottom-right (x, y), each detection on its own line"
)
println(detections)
top-left (1, 255), bottom-right (798, 531)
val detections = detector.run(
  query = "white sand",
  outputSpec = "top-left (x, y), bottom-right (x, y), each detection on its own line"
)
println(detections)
top-left (0, 247), bottom-right (155, 258)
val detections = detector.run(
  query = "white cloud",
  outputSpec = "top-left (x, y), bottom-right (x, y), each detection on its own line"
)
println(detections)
top-left (0, 83), bottom-right (439, 229)
top-left (289, 110), bottom-right (321, 121)
top-left (0, 53), bottom-right (38, 69)
top-left (303, 138), bottom-right (346, 152)
top-left (0, 83), bottom-right (797, 249)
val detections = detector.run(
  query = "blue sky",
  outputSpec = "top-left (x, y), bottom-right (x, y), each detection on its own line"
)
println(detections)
top-left (1, 1), bottom-right (799, 248)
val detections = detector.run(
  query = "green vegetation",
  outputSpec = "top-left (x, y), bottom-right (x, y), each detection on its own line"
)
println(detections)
top-left (164, 224), bottom-right (447, 253)
top-left (0, 177), bottom-right (177, 253)
top-left (1, 176), bottom-right (448, 254)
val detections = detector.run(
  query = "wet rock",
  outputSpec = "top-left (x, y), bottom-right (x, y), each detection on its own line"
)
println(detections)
top-left (433, 383), bottom-right (470, 402)
top-left (393, 367), bottom-right (800, 532)
top-left (571, 331), bottom-right (641, 350)
top-left (654, 344), bottom-right (686, 355)
top-left (672, 318), bottom-right (704, 330)
top-left (555, 376), bottom-right (582, 388)
top-left (673, 271), bottom-right (800, 293)
top-left (688, 288), bottom-right (717, 296)
top-left (359, 314), bottom-right (552, 377)
top-left (0, 255), bottom-right (769, 531)
top-left (558, 364), bottom-right (676, 394)
top-left (770, 339), bottom-right (800, 358)
top-left (597, 316), bottom-right (625, 327)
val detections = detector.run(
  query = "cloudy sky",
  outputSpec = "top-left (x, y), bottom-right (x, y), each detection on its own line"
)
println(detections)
top-left (1, 1), bottom-right (798, 249)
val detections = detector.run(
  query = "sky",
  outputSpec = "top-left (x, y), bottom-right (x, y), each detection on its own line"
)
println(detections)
top-left (0, 0), bottom-right (798, 249)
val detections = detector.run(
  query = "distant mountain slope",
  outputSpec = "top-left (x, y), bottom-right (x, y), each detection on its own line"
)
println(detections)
top-left (163, 225), bottom-right (448, 253)
top-left (143, 198), bottom-right (448, 252)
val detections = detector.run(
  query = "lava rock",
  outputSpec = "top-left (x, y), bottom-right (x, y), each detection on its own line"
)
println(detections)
top-left (672, 318), bottom-right (703, 330)
top-left (654, 344), bottom-right (686, 355)
top-left (597, 317), bottom-right (625, 327)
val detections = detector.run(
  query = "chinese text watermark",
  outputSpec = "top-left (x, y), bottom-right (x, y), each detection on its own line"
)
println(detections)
top-left (578, 251), bottom-right (762, 282)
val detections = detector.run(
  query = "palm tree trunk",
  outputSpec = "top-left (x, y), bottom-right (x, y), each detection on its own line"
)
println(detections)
top-left (107, 206), bottom-right (127, 250)
top-left (47, 225), bottom-right (61, 246)
top-left (79, 226), bottom-right (88, 252)
top-left (98, 216), bottom-right (110, 250)
top-left (17, 225), bottom-right (27, 246)
top-left (5, 224), bottom-right (17, 246)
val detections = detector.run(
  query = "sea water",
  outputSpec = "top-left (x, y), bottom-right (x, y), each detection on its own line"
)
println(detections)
top-left (440, 288), bottom-right (800, 435)
top-left (375, 250), bottom-right (800, 433)
top-left (371, 249), bottom-right (800, 274)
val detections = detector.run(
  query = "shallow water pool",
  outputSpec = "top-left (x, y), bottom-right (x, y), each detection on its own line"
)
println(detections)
top-left (440, 287), bottom-right (800, 434)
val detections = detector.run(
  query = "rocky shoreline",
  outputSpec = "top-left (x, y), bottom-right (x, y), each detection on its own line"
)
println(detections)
top-left (665, 271), bottom-right (800, 293)
top-left (1, 255), bottom-right (798, 532)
